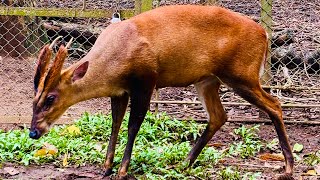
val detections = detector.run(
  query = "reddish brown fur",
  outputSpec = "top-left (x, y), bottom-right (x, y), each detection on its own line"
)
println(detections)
top-left (31, 5), bottom-right (294, 179)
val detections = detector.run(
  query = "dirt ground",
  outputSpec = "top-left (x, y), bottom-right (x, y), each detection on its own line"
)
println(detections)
top-left (0, 123), bottom-right (319, 179)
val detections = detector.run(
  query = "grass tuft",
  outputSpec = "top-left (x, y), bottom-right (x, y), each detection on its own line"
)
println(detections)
top-left (0, 112), bottom-right (265, 179)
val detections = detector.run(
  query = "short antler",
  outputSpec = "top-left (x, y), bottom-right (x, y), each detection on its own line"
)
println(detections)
top-left (43, 39), bottom-right (71, 92)
top-left (49, 36), bottom-right (62, 49)
top-left (34, 36), bottom-right (66, 93)
top-left (66, 37), bottom-right (74, 49)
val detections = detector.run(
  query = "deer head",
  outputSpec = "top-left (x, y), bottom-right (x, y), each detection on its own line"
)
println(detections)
top-left (30, 36), bottom-right (89, 139)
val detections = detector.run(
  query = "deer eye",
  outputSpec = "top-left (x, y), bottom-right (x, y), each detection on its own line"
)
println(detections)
top-left (45, 95), bottom-right (55, 107)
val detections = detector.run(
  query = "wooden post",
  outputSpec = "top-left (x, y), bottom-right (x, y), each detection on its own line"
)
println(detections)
top-left (259, 0), bottom-right (273, 119)
top-left (260, 0), bottom-right (273, 85)
top-left (206, 0), bottom-right (219, 5)
top-left (134, 0), bottom-right (155, 115)
top-left (135, 0), bottom-right (153, 15)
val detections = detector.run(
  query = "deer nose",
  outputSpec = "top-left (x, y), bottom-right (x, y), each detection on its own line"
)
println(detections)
top-left (29, 129), bottom-right (40, 139)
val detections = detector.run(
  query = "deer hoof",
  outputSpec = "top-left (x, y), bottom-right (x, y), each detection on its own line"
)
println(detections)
top-left (103, 168), bottom-right (114, 177)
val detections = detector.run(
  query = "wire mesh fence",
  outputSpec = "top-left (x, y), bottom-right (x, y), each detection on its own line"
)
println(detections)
top-left (0, 0), bottom-right (319, 122)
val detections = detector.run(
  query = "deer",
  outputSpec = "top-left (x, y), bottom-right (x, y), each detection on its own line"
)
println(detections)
top-left (30, 5), bottom-right (294, 180)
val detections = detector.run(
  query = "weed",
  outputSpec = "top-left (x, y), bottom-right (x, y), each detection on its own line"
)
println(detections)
top-left (228, 125), bottom-right (263, 158)
top-left (218, 166), bottom-right (241, 180)
top-left (303, 150), bottom-right (320, 166)
top-left (0, 112), bottom-right (264, 179)
top-left (217, 166), bottom-right (261, 180)
top-left (266, 138), bottom-right (280, 152)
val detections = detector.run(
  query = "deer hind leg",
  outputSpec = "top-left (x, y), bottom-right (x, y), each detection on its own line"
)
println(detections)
top-left (104, 94), bottom-right (129, 176)
top-left (187, 76), bottom-right (227, 165)
top-left (225, 79), bottom-right (294, 179)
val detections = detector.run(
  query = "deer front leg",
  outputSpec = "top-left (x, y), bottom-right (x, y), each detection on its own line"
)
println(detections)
top-left (118, 78), bottom-right (155, 178)
top-left (104, 94), bottom-right (129, 176)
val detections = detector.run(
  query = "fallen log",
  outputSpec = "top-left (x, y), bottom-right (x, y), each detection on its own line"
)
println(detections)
top-left (305, 50), bottom-right (320, 74)
top-left (271, 44), bottom-right (303, 70)
top-left (42, 21), bottom-right (99, 58)
top-left (272, 29), bottom-right (295, 48)
top-left (42, 21), bottom-right (98, 47)
top-left (271, 45), bottom-right (320, 74)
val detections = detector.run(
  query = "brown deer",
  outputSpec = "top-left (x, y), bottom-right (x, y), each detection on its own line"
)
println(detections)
top-left (30, 5), bottom-right (294, 179)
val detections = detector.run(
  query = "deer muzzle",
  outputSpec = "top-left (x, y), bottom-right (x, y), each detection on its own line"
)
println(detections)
top-left (29, 115), bottom-right (46, 139)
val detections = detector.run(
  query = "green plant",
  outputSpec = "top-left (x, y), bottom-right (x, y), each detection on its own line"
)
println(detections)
top-left (242, 171), bottom-right (261, 180)
top-left (228, 125), bottom-right (263, 158)
top-left (303, 150), bottom-right (320, 166)
top-left (292, 143), bottom-right (304, 153)
top-left (0, 113), bottom-right (265, 179)
top-left (217, 167), bottom-right (261, 180)
top-left (266, 138), bottom-right (280, 152)
top-left (0, 112), bottom-right (216, 178)
top-left (218, 166), bottom-right (241, 180)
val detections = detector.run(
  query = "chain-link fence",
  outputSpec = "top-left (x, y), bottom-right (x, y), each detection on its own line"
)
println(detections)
top-left (0, 0), bottom-right (319, 123)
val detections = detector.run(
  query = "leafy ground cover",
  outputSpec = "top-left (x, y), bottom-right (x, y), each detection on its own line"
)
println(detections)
top-left (0, 113), bottom-right (319, 179)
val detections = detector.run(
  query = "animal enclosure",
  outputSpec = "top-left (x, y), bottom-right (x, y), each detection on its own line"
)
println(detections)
top-left (0, 1), bottom-right (319, 179)
top-left (0, 0), bottom-right (319, 123)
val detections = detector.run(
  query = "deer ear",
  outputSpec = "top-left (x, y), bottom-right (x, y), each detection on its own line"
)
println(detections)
top-left (72, 61), bottom-right (89, 83)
